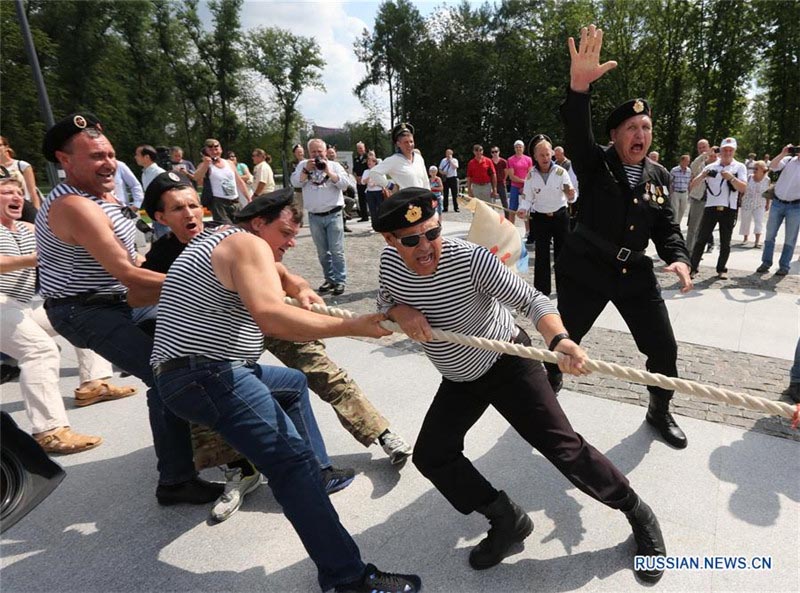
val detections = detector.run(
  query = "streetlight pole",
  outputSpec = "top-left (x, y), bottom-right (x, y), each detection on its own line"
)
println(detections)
top-left (14, 0), bottom-right (59, 189)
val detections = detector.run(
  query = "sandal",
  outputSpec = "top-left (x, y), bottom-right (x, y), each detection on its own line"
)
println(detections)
top-left (35, 427), bottom-right (103, 455)
top-left (73, 381), bottom-right (138, 407)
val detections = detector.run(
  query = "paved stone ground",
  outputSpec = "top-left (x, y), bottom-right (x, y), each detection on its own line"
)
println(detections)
top-left (283, 210), bottom-right (799, 442)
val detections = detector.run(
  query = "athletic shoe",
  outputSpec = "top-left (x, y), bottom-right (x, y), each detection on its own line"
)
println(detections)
top-left (756, 263), bottom-right (770, 273)
top-left (335, 563), bottom-right (421, 592)
top-left (379, 430), bottom-right (413, 464)
top-left (321, 466), bottom-right (355, 494)
top-left (775, 268), bottom-right (789, 276)
top-left (318, 281), bottom-right (335, 293)
top-left (210, 466), bottom-right (262, 522)
top-left (332, 283), bottom-right (346, 295)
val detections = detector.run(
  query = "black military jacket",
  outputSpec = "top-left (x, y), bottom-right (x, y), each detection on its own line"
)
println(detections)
top-left (555, 89), bottom-right (690, 294)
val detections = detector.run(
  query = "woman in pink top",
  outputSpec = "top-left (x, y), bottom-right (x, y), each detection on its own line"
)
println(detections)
top-left (507, 139), bottom-right (533, 225)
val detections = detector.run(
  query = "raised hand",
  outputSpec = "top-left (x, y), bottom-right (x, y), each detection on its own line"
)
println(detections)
top-left (568, 24), bottom-right (618, 93)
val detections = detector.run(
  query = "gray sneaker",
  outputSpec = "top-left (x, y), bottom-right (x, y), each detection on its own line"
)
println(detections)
top-left (210, 466), bottom-right (262, 522)
top-left (379, 430), bottom-right (413, 465)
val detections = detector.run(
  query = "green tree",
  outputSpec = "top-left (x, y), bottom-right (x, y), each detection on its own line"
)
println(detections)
top-left (246, 27), bottom-right (325, 163)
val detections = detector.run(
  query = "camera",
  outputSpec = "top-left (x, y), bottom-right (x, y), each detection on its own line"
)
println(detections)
top-left (314, 156), bottom-right (327, 171)
top-left (789, 145), bottom-right (799, 156)
top-left (713, 147), bottom-right (720, 154)
top-left (706, 169), bottom-right (718, 178)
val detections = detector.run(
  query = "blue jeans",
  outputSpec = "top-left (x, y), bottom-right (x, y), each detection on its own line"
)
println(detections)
top-left (791, 336), bottom-right (800, 384)
top-left (156, 359), bottom-right (363, 591)
top-left (45, 300), bottom-right (195, 485)
top-left (308, 210), bottom-right (347, 284)
top-left (762, 199), bottom-right (800, 272)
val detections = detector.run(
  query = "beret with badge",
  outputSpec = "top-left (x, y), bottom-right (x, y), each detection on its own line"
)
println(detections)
top-left (391, 122), bottom-right (415, 144)
top-left (373, 187), bottom-right (438, 233)
top-left (42, 112), bottom-right (104, 162)
top-left (141, 171), bottom-right (194, 219)
top-left (234, 187), bottom-right (295, 222)
top-left (605, 98), bottom-right (651, 135)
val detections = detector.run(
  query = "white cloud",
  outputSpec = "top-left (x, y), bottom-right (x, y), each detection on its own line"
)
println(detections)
top-left (238, 1), bottom-right (389, 128)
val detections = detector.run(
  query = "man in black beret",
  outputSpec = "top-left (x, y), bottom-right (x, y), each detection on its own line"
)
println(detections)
top-left (550, 25), bottom-right (692, 459)
top-left (147, 178), bottom-right (421, 592)
top-left (375, 187), bottom-right (665, 582)
top-left (35, 113), bottom-right (222, 505)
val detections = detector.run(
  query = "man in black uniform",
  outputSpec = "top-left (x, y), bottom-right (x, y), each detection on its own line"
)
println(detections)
top-left (547, 25), bottom-right (693, 449)
top-left (352, 141), bottom-right (369, 222)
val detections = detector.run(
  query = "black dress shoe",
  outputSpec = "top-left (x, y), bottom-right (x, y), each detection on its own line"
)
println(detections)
top-left (624, 495), bottom-right (666, 583)
top-left (646, 394), bottom-right (687, 449)
top-left (156, 477), bottom-right (224, 506)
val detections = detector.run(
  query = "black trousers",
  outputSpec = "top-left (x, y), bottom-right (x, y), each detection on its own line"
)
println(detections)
top-left (413, 328), bottom-right (632, 515)
top-left (356, 183), bottom-right (369, 220)
top-left (442, 176), bottom-right (459, 211)
top-left (546, 272), bottom-right (678, 402)
top-left (531, 207), bottom-right (569, 296)
top-left (211, 197), bottom-right (240, 223)
top-left (690, 207), bottom-right (736, 273)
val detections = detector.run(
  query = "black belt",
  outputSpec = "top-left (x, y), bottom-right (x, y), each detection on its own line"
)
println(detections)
top-left (573, 223), bottom-right (647, 265)
top-left (44, 292), bottom-right (127, 309)
top-left (309, 206), bottom-right (342, 217)
top-left (773, 196), bottom-right (799, 205)
top-left (153, 355), bottom-right (228, 377)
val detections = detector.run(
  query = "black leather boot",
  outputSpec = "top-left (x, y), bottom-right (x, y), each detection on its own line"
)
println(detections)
top-left (645, 393), bottom-right (687, 449)
top-left (469, 491), bottom-right (533, 570)
top-left (624, 495), bottom-right (667, 583)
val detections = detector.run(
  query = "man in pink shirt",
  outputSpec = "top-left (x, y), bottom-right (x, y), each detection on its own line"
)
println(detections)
top-left (507, 139), bottom-right (533, 230)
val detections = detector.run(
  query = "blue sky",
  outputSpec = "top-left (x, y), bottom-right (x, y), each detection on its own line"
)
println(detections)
top-left (200, 1), bottom-right (473, 128)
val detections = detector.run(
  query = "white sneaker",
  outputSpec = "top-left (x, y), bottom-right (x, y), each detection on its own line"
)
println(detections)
top-left (210, 466), bottom-right (262, 522)
top-left (379, 430), bottom-right (413, 465)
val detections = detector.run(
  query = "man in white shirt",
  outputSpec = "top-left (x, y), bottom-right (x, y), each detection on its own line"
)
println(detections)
top-left (688, 137), bottom-right (747, 279)
top-left (758, 143), bottom-right (800, 276)
top-left (134, 145), bottom-right (168, 238)
top-left (290, 138), bottom-right (350, 295)
top-left (438, 148), bottom-right (460, 212)
top-left (113, 160), bottom-right (144, 210)
top-left (669, 154), bottom-right (692, 224)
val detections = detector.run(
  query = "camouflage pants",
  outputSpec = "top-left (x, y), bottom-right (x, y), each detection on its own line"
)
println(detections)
top-left (190, 337), bottom-right (389, 470)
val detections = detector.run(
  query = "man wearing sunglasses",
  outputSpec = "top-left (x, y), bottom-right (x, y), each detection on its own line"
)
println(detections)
top-left (374, 187), bottom-right (667, 583)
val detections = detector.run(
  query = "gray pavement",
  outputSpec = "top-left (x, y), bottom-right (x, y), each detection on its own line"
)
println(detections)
top-left (1, 208), bottom-right (799, 592)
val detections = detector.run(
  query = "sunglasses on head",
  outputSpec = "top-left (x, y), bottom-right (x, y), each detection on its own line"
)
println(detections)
top-left (395, 225), bottom-right (442, 247)
top-left (206, 143), bottom-right (220, 149)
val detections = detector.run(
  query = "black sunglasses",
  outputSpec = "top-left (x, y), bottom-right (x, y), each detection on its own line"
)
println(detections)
top-left (395, 225), bottom-right (442, 247)
top-left (206, 143), bottom-right (220, 149)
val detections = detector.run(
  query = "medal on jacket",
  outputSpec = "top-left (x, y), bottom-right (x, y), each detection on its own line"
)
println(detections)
top-left (654, 185), bottom-right (665, 204)
top-left (643, 182), bottom-right (651, 202)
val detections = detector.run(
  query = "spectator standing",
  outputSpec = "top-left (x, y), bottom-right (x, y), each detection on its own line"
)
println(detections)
top-left (168, 146), bottom-right (196, 176)
top-left (688, 137), bottom-right (747, 279)
top-left (518, 135), bottom-right (575, 296)
top-left (251, 149), bottom-right (276, 196)
top-left (352, 141), bottom-right (370, 222)
top-left (194, 138), bottom-right (251, 223)
top-left (113, 160), bottom-right (145, 210)
top-left (369, 123), bottom-right (429, 192)
top-left (361, 152), bottom-right (383, 224)
top-left (739, 160), bottom-right (770, 247)
top-left (745, 152), bottom-right (757, 175)
top-left (226, 150), bottom-right (253, 190)
top-left (0, 135), bottom-right (40, 221)
top-left (507, 139), bottom-right (533, 228)
top-left (290, 143), bottom-right (305, 222)
top-left (554, 145), bottom-right (579, 228)
top-left (669, 154), bottom-right (692, 224)
top-left (758, 144), bottom-right (800, 276)
top-left (466, 144), bottom-right (497, 203)
top-left (135, 144), bottom-right (168, 238)
top-left (686, 140), bottom-right (718, 253)
top-left (489, 146), bottom-right (510, 215)
top-left (648, 151), bottom-right (659, 163)
top-left (290, 138), bottom-right (350, 295)
top-left (428, 165), bottom-right (444, 214)
top-left (438, 148), bottom-right (460, 212)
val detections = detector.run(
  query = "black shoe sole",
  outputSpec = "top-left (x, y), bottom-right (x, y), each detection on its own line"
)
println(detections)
top-left (645, 412), bottom-right (688, 449)
top-left (468, 515), bottom-right (534, 570)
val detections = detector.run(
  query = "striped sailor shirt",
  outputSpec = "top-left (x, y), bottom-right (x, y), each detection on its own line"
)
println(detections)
top-left (150, 226), bottom-right (264, 366)
top-left (377, 237), bottom-right (558, 382)
top-left (0, 222), bottom-right (37, 304)
top-left (35, 183), bottom-right (136, 298)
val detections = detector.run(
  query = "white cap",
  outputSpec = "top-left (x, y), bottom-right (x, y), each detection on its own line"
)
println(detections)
top-left (428, 165), bottom-right (438, 172)
top-left (720, 137), bottom-right (737, 150)
top-left (513, 140), bottom-right (525, 147)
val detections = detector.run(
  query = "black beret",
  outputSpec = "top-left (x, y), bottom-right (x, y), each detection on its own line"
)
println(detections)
top-left (141, 171), bottom-right (194, 219)
top-left (373, 187), bottom-right (438, 233)
top-left (42, 112), bottom-right (103, 162)
top-left (234, 187), bottom-right (294, 222)
top-left (528, 133), bottom-right (552, 154)
top-left (605, 98), bottom-right (652, 135)
top-left (391, 122), bottom-right (415, 143)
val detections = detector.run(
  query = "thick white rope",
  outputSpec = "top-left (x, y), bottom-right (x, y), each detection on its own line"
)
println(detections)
top-left (285, 297), bottom-right (799, 424)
